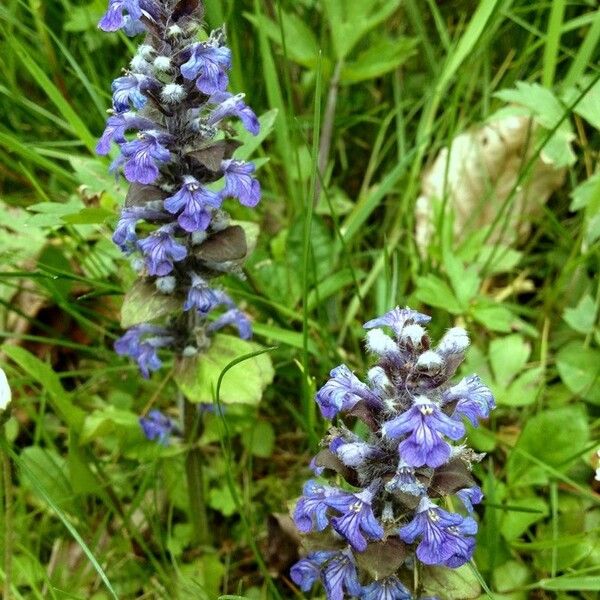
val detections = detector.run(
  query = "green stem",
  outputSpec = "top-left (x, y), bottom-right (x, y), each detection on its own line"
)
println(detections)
top-left (1, 428), bottom-right (12, 600)
top-left (183, 396), bottom-right (211, 547)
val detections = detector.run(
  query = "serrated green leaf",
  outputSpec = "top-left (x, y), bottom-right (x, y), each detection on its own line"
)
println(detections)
top-left (415, 274), bottom-right (463, 313)
top-left (174, 334), bottom-right (274, 405)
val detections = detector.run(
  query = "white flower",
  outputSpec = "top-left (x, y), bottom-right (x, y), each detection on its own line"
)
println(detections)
top-left (437, 327), bottom-right (470, 355)
top-left (0, 368), bottom-right (11, 411)
top-left (365, 329), bottom-right (397, 356)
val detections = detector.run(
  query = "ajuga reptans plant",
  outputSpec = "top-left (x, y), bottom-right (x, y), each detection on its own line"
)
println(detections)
top-left (291, 307), bottom-right (495, 599)
top-left (97, 0), bottom-right (260, 389)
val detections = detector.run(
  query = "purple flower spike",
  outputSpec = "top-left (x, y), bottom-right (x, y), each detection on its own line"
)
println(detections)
top-left (183, 273), bottom-right (218, 313)
top-left (321, 549), bottom-right (362, 600)
top-left (316, 364), bottom-right (380, 419)
top-left (121, 131), bottom-right (171, 185)
top-left (207, 308), bottom-right (252, 339)
top-left (329, 486), bottom-right (384, 552)
top-left (382, 395), bottom-right (466, 468)
top-left (99, 0), bottom-right (142, 32)
top-left (385, 460), bottom-right (427, 496)
top-left (399, 497), bottom-right (477, 567)
top-left (113, 206), bottom-right (165, 252)
top-left (293, 480), bottom-right (341, 533)
top-left (207, 92), bottom-right (260, 135)
top-left (164, 176), bottom-right (222, 232)
top-left (364, 306), bottom-right (431, 337)
top-left (361, 576), bottom-right (412, 600)
top-left (180, 43), bottom-right (232, 95)
top-left (221, 160), bottom-right (261, 207)
top-left (335, 440), bottom-right (380, 468)
top-left (290, 551), bottom-right (336, 593)
top-left (456, 486), bottom-right (483, 513)
top-left (111, 75), bottom-right (148, 112)
top-left (139, 409), bottom-right (173, 444)
top-left (138, 226), bottom-right (187, 276)
top-left (114, 324), bottom-right (174, 378)
top-left (443, 374), bottom-right (496, 426)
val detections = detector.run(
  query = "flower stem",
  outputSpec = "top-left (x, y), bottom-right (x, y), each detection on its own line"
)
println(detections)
top-left (1, 429), bottom-right (13, 600)
top-left (182, 396), bottom-right (211, 547)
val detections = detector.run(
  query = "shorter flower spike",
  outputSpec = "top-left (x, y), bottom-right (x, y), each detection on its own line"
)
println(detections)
top-left (139, 409), bottom-right (173, 443)
top-left (291, 306), bottom-right (495, 597)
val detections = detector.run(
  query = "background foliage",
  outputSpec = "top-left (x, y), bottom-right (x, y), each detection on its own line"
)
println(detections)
top-left (0, 0), bottom-right (599, 598)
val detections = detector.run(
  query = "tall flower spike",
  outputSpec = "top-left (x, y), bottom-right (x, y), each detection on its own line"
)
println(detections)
top-left (98, 2), bottom-right (263, 445)
top-left (291, 307), bottom-right (495, 598)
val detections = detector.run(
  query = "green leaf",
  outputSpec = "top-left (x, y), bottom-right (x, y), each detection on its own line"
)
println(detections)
top-left (538, 576), bottom-right (600, 591)
top-left (507, 406), bottom-right (590, 486)
top-left (323, 0), bottom-right (402, 59)
top-left (241, 420), bottom-right (275, 457)
top-left (61, 207), bottom-right (114, 224)
top-left (498, 367), bottom-right (543, 407)
top-left (340, 37), bottom-right (417, 84)
top-left (19, 447), bottom-right (75, 513)
top-left (421, 564), bottom-right (480, 599)
top-left (175, 334), bottom-right (274, 405)
top-left (208, 484), bottom-right (238, 517)
top-left (414, 274), bottom-right (463, 313)
top-left (569, 172), bottom-right (600, 211)
top-left (500, 496), bottom-right (548, 540)
top-left (562, 77), bottom-right (600, 130)
top-left (489, 334), bottom-right (530, 388)
top-left (4, 345), bottom-right (85, 429)
top-left (556, 341), bottom-right (600, 404)
top-left (563, 293), bottom-right (597, 334)
top-left (233, 109), bottom-right (278, 161)
top-left (444, 254), bottom-right (481, 309)
top-left (471, 301), bottom-right (516, 333)
top-left (120, 279), bottom-right (182, 328)
top-left (80, 406), bottom-right (142, 445)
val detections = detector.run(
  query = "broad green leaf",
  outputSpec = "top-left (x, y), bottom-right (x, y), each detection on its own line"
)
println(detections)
top-left (563, 293), bottom-right (597, 334)
top-left (562, 77), bottom-right (600, 130)
top-left (340, 37), bottom-right (417, 84)
top-left (174, 334), bottom-right (274, 405)
top-left (500, 496), bottom-right (548, 540)
top-left (80, 406), bottom-right (143, 445)
top-left (120, 279), bottom-right (182, 328)
top-left (489, 334), bottom-right (530, 388)
top-left (445, 253), bottom-right (481, 309)
top-left (556, 341), bottom-right (600, 404)
top-left (62, 206), bottom-right (113, 225)
top-left (414, 274), bottom-right (463, 314)
top-left (209, 484), bottom-right (238, 516)
top-left (498, 366), bottom-right (543, 407)
top-left (492, 560), bottom-right (531, 597)
top-left (421, 564), bottom-right (480, 599)
top-left (507, 406), bottom-right (590, 486)
top-left (241, 420), bottom-right (275, 457)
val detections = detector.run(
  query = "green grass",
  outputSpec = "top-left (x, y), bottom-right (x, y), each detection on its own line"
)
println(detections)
top-left (0, 0), bottom-right (599, 598)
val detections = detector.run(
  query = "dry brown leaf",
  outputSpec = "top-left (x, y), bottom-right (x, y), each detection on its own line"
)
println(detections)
top-left (415, 115), bottom-right (566, 253)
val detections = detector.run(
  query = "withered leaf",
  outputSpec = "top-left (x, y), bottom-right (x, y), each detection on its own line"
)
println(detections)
top-left (125, 183), bottom-right (167, 208)
top-left (196, 225), bottom-right (247, 262)
top-left (428, 459), bottom-right (474, 498)
top-left (187, 140), bottom-right (241, 172)
top-left (355, 538), bottom-right (410, 579)
top-left (312, 449), bottom-right (359, 487)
